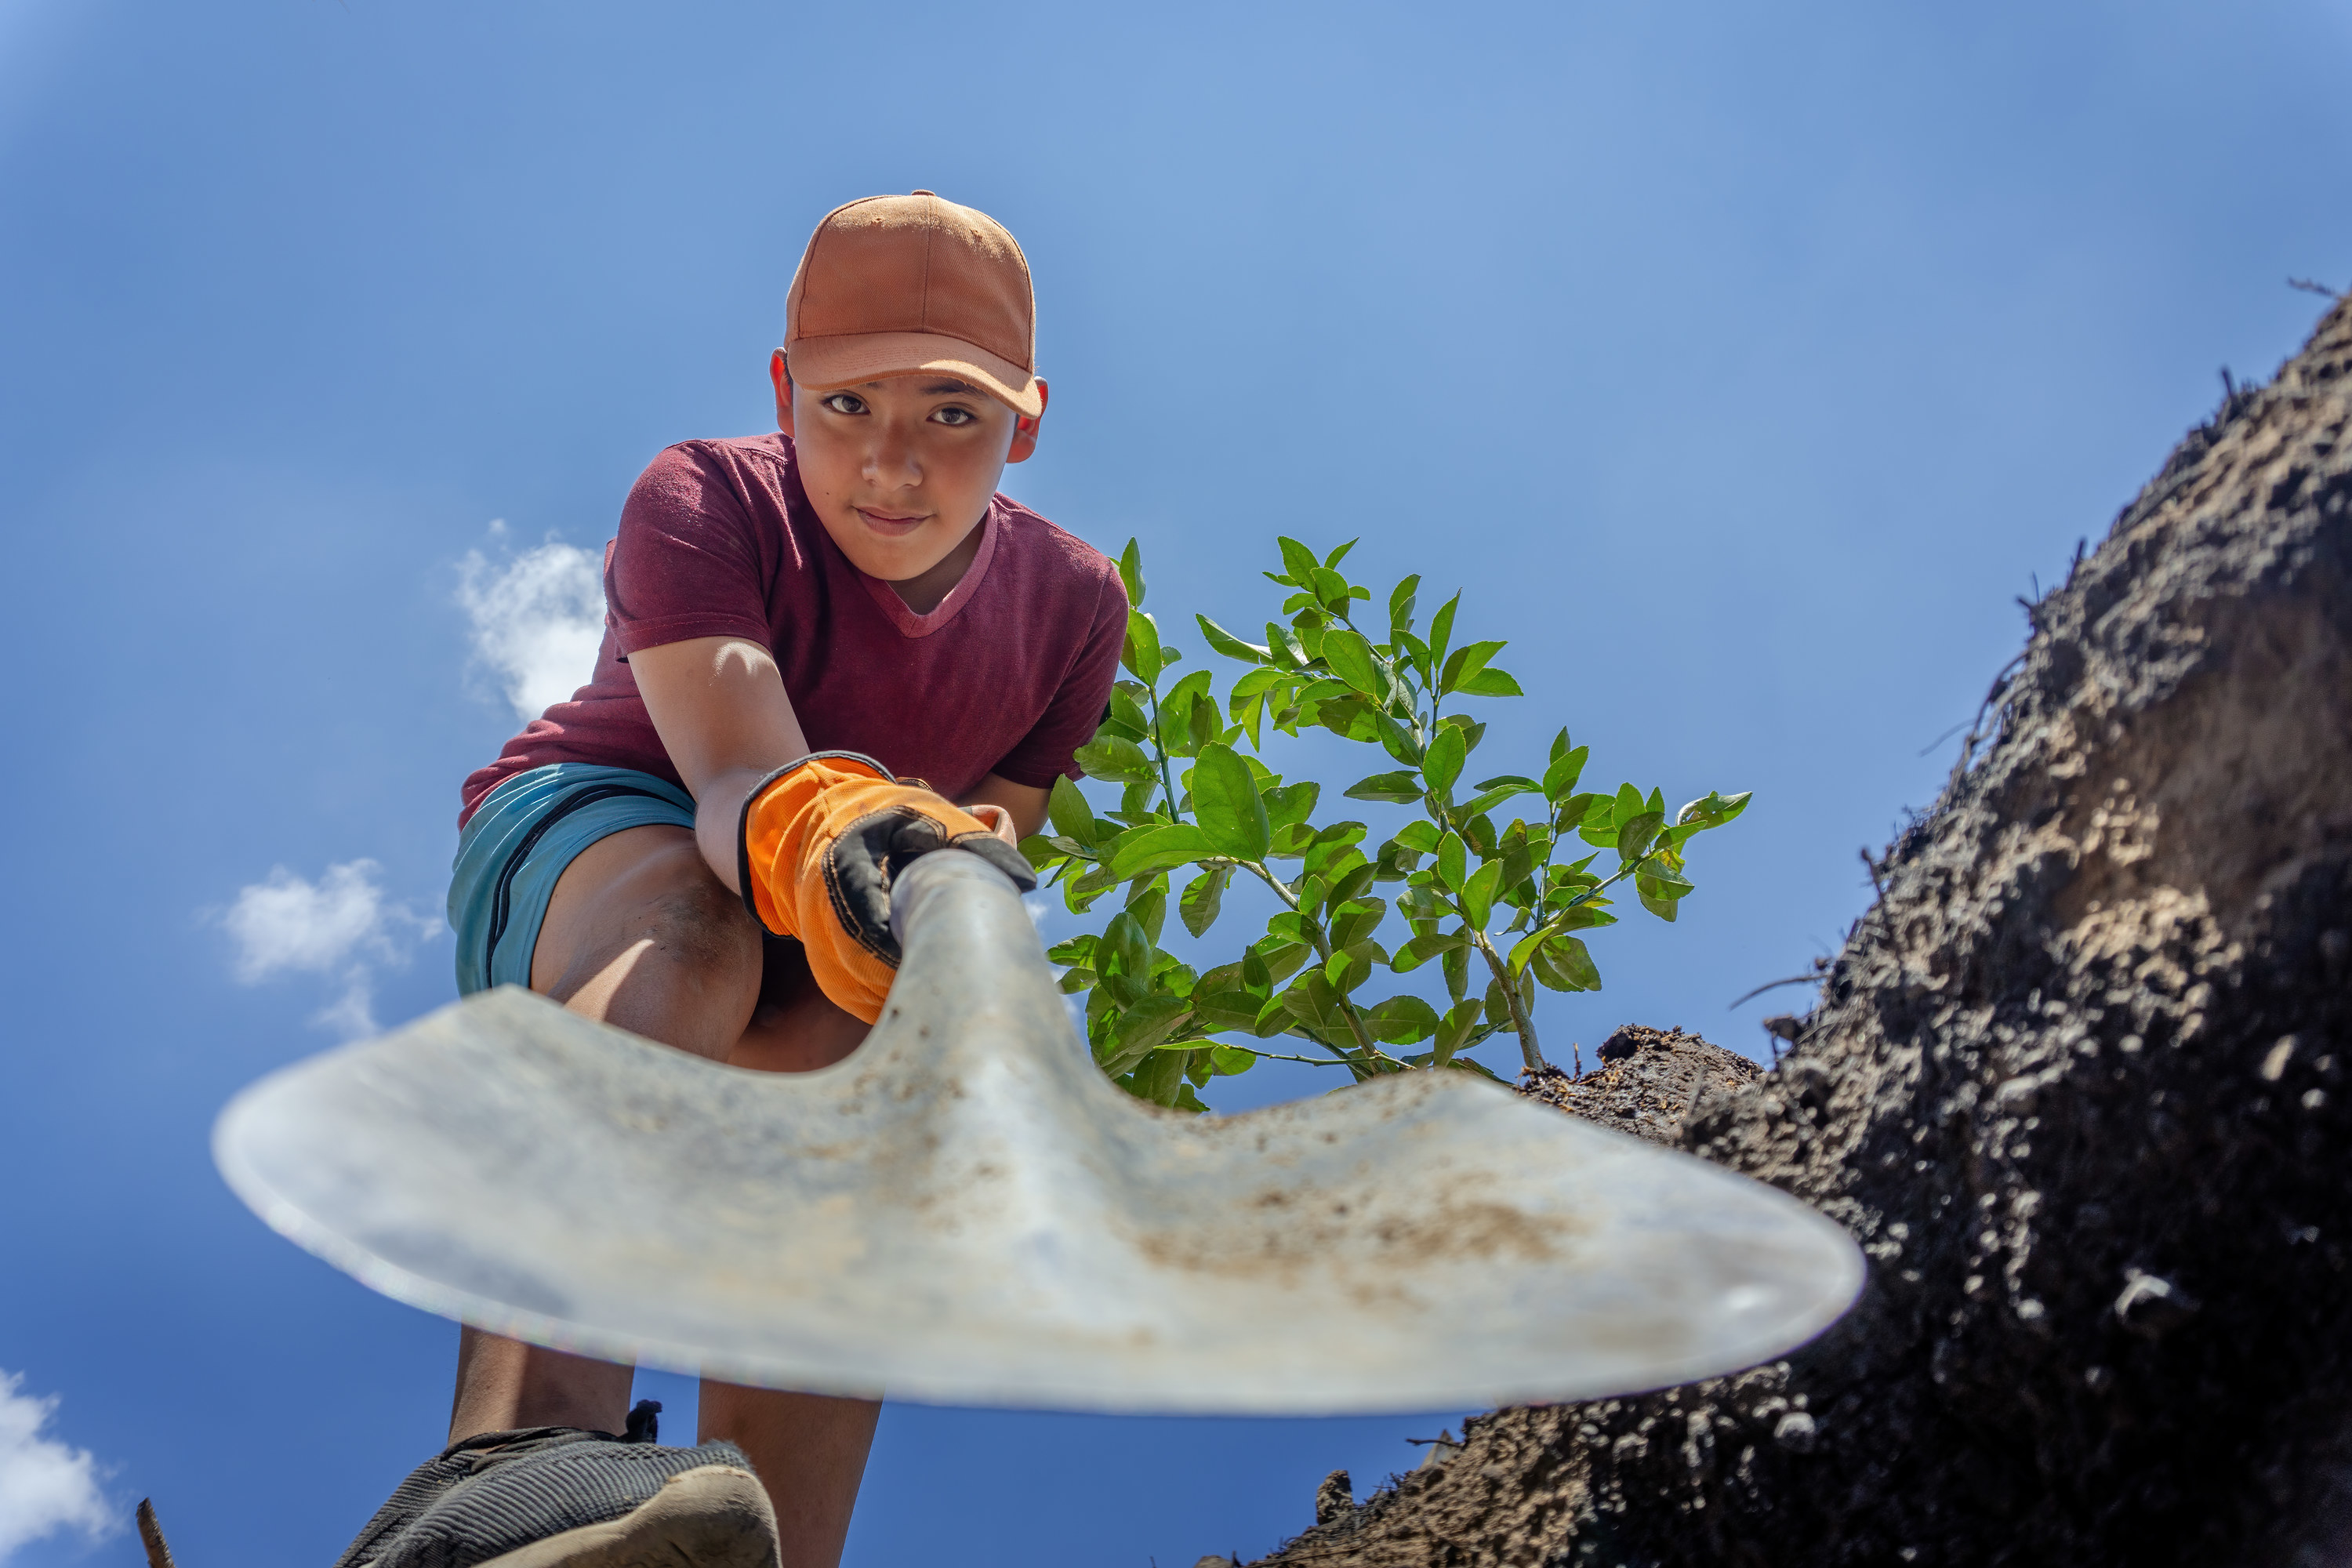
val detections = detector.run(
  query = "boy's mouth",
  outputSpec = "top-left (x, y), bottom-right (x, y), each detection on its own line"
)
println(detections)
top-left (854, 506), bottom-right (928, 539)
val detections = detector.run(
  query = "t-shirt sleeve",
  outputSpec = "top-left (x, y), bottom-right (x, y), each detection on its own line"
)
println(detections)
top-left (607, 443), bottom-right (775, 655)
top-left (991, 564), bottom-right (1130, 788)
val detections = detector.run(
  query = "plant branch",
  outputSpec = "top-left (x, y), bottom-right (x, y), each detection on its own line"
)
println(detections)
top-left (1468, 926), bottom-right (1545, 1073)
top-left (1143, 675), bottom-right (1182, 822)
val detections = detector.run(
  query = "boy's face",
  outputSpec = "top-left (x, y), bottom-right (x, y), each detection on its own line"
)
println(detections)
top-left (771, 350), bottom-right (1046, 585)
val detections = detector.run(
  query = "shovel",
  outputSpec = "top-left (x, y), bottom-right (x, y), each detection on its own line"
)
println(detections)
top-left (214, 851), bottom-right (1860, 1414)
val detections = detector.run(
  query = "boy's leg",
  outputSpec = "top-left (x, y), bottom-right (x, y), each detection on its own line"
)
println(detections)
top-left (448, 821), bottom-right (884, 1568)
top-left (699, 954), bottom-right (882, 1568)
top-left (448, 822), bottom-right (765, 1442)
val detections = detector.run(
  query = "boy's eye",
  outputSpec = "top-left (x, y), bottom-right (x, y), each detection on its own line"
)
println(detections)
top-left (931, 405), bottom-right (977, 426)
top-left (822, 393), bottom-right (866, 415)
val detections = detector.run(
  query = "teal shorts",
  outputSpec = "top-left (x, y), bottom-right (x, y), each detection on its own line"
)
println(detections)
top-left (448, 764), bottom-right (698, 996)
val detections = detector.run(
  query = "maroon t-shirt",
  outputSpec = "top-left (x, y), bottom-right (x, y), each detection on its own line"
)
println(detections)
top-left (460, 434), bottom-right (1127, 826)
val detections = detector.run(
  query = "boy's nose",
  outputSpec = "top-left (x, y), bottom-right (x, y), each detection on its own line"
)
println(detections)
top-left (862, 425), bottom-right (924, 488)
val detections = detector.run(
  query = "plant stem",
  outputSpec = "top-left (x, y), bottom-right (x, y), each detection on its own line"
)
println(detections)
top-left (1144, 676), bottom-right (1182, 822)
top-left (1468, 927), bottom-right (1546, 1073)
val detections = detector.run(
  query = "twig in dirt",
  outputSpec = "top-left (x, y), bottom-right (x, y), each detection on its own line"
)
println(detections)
top-left (1917, 716), bottom-right (1973, 757)
top-left (2290, 277), bottom-right (2346, 299)
top-left (1947, 652), bottom-right (2030, 788)
top-left (1860, 848), bottom-right (1887, 902)
top-left (137, 1501), bottom-right (176, 1568)
top-left (1728, 961), bottom-right (1830, 1009)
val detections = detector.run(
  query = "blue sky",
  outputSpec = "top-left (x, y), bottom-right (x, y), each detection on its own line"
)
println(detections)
top-left (3, 1), bottom-right (2348, 1563)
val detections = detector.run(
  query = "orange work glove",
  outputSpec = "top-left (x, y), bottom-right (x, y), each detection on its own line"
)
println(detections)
top-left (736, 751), bottom-right (1037, 1022)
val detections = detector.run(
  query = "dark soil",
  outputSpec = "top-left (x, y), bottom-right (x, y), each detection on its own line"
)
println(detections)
top-left (1248, 298), bottom-right (2352, 1566)
top-left (1516, 1027), bottom-right (1764, 1147)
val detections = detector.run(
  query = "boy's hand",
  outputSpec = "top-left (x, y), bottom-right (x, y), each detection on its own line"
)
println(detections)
top-left (738, 752), bottom-right (1037, 1022)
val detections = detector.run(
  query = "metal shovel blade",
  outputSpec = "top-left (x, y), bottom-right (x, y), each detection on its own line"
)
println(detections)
top-left (215, 852), bottom-right (1862, 1414)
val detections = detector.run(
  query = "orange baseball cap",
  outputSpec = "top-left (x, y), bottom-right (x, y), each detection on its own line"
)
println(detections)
top-left (783, 191), bottom-right (1042, 419)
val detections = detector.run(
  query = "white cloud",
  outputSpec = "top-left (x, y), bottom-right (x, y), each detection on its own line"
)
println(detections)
top-left (0, 1372), bottom-right (112, 1562)
top-left (456, 521), bottom-right (607, 723)
top-left (216, 861), bottom-right (437, 1040)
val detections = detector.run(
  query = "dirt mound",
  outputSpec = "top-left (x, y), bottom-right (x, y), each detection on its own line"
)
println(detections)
top-left (1253, 299), bottom-right (2352, 1567)
top-left (1515, 1027), bottom-right (1763, 1147)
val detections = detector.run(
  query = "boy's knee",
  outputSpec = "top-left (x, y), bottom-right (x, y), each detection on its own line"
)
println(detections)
top-left (641, 876), bottom-right (764, 978)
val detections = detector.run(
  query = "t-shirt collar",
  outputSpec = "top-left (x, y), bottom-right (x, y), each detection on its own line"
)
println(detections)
top-left (855, 500), bottom-right (1000, 639)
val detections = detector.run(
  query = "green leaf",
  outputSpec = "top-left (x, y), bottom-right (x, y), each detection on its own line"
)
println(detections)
top-left (1265, 621), bottom-right (1308, 670)
top-left (1263, 780), bottom-right (1319, 831)
top-left (1472, 774), bottom-right (1542, 797)
top-left (1319, 628), bottom-right (1381, 695)
top-left (1109, 684), bottom-right (1152, 736)
top-left (1436, 830), bottom-right (1468, 892)
top-left (1102, 993), bottom-right (1191, 1074)
top-left (1421, 724), bottom-right (1468, 797)
top-left (1019, 834), bottom-right (1066, 874)
top-left (1388, 574), bottom-right (1421, 633)
top-left (1123, 1036), bottom-right (1189, 1099)
top-left (1047, 775), bottom-right (1098, 847)
top-left (1073, 735), bottom-right (1154, 785)
top-left (1045, 933), bottom-right (1098, 967)
top-left (1196, 615), bottom-right (1269, 664)
top-left (1324, 942), bottom-right (1385, 994)
top-left (1267, 821), bottom-right (1316, 858)
top-left (1345, 769), bottom-right (1425, 804)
top-left (1101, 909), bottom-right (1152, 985)
top-left (1190, 742), bottom-right (1270, 858)
top-left (1441, 944), bottom-right (1470, 1000)
top-left (1209, 1044), bottom-right (1258, 1076)
top-left (1439, 639), bottom-right (1505, 695)
top-left (1617, 811), bottom-right (1666, 865)
top-left (1190, 986), bottom-right (1264, 1032)
top-left (1185, 693), bottom-right (1221, 750)
top-left (1324, 537), bottom-right (1359, 569)
top-left (1117, 537), bottom-right (1146, 608)
top-left (1541, 746), bottom-right (1590, 801)
top-left (1454, 666), bottom-right (1523, 698)
top-left (1431, 998), bottom-right (1481, 1065)
top-left (1180, 863), bottom-right (1234, 938)
top-left (1461, 858), bottom-right (1503, 928)
top-left (1327, 896), bottom-right (1388, 950)
top-left (1530, 932), bottom-right (1602, 993)
top-left (1638, 881), bottom-right (1680, 922)
top-left (1125, 880), bottom-right (1167, 942)
top-left (1366, 994), bottom-right (1441, 1045)
top-left (1276, 536), bottom-right (1321, 586)
top-left (1107, 824), bottom-right (1213, 879)
top-left (1122, 608), bottom-right (1164, 684)
top-left (1676, 790), bottom-right (1753, 832)
top-left (1640, 861), bottom-right (1694, 898)
top-left (1391, 928), bottom-right (1467, 973)
top-left (1393, 819), bottom-right (1441, 853)
top-left (1308, 566), bottom-right (1352, 612)
top-left (1428, 592), bottom-right (1460, 675)
top-left (1064, 860), bottom-right (1119, 913)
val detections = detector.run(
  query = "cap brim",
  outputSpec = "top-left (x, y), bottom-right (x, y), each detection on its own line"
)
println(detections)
top-left (787, 332), bottom-right (1043, 419)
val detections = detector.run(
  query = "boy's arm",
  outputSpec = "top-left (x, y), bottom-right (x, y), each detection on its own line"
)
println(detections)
top-left (632, 635), bottom-right (1030, 893)
top-left (962, 775), bottom-right (1051, 843)
top-left (631, 637), bottom-right (810, 895)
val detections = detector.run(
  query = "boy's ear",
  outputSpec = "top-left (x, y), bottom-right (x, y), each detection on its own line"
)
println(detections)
top-left (1006, 377), bottom-right (1049, 464)
top-left (771, 349), bottom-right (796, 437)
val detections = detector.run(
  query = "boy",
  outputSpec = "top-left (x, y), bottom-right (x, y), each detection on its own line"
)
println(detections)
top-left (334, 192), bottom-right (1127, 1568)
